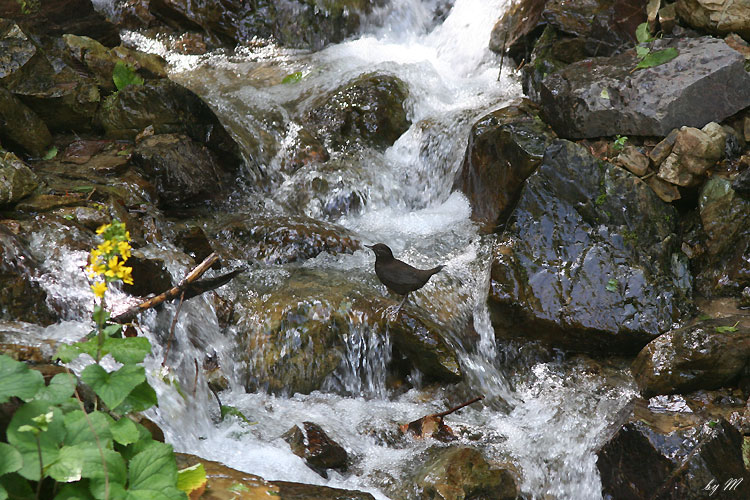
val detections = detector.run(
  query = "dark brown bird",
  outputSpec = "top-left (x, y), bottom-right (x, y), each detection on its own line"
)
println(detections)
top-left (366, 243), bottom-right (444, 312)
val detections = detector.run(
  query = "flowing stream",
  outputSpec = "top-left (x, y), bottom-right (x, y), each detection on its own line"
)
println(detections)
top-left (35, 1), bottom-right (641, 498)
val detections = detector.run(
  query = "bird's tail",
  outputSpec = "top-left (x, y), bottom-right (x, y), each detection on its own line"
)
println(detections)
top-left (429, 265), bottom-right (444, 275)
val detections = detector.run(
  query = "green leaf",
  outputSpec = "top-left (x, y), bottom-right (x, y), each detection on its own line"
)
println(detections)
top-left (71, 185), bottom-right (95, 193)
top-left (106, 337), bottom-right (151, 364)
top-left (47, 445), bottom-right (126, 486)
top-left (228, 483), bottom-right (250, 493)
top-left (0, 474), bottom-right (34, 499)
top-left (0, 354), bottom-right (45, 403)
top-left (54, 481), bottom-right (95, 500)
top-left (113, 61), bottom-right (144, 91)
top-left (81, 364), bottom-right (146, 411)
top-left (177, 463), bottom-right (206, 497)
top-left (635, 47), bottom-right (679, 69)
top-left (635, 45), bottom-right (650, 59)
top-left (103, 324), bottom-right (123, 338)
top-left (0, 442), bottom-right (23, 476)
top-left (281, 71), bottom-right (303, 84)
top-left (93, 306), bottom-right (110, 326)
top-left (635, 22), bottom-right (652, 44)
top-left (606, 279), bottom-right (618, 293)
top-left (116, 381), bottom-right (158, 414)
top-left (63, 410), bottom-right (114, 447)
top-left (127, 442), bottom-right (181, 495)
top-left (599, 88), bottom-right (609, 99)
top-left (111, 418), bottom-right (139, 446)
top-left (56, 340), bottom-right (97, 363)
top-left (220, 405), bottom-right (256, 426)
top-left (6, 402), bottom-right (66, 481)
top-left (715, 321), bottom-right (740, 334)
top-left (35, 373), bottom-right (77, 405)
top-left (43, 146), bottom-right (58, 160)
top-left (0, 483), bottom-right (5, 500)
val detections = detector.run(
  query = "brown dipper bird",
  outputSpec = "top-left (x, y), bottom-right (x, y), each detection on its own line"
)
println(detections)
top-left (366, 243), bottom-right (444, 312)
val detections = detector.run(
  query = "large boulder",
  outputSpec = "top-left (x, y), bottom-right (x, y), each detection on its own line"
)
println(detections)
top-left (676, 0), bottom-right (750, 41)
top-left (537, 36), bottom-right (750, 138)
top-left (0, 87), bottom-right (51, 157)
top-left (302, 73), bottom-right (410, 152)
top-left (597, 403), bottom-right (750, 499)
top-left (0, 152), bottom-right (38, 206)
top-left (96, 78), bottom-right (245, 171)
top-left (489, 140), bottom-right (692, 354)
top-left (632, 316), bottom-right (750, 398)
top-left (451, 100), bottom-right (556, 227)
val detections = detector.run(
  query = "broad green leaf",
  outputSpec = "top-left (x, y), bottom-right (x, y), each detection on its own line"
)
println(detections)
top-left (89, 480), bottom-right (127, 500)
top-left (635, 45), bottom-right (649, 59)
top-left (64, 410), bottom-right (114, 447)
top-left (81, 365), bottom-right (146, 411)
top-left (111, 418), bottom-right (139, 446)
top-left (36, 373), bottom-right (77, 405)
top-left (56, 338), bottom-right (100, 363)
top-left (0, 474), bottom-right (34, 499)
top-left (127, 442), bottom-right (178, 492)
top-left (177, 463), bottom-right (206, 497)
top-left (635, 22), bottom-right (652, 44)
top-left (599, 88), bottom-right (609, 99)
top-left (606, 279), bottom-right (618, 292)
top-left (115, 382), bottom-right (158, 414)
top-left (0, 483), bottom-right (5, 500)
top-left (48, 445), bottom-right (126, 486)
top-left (93, 306), bottom-right (110, 326)
top-left (103, 324), bottom-right (123, 338)
top-left (54, 481), bottom-right (96, 500)
top-left (106, 337), bottom-right (151, 364)
top-left (715, 322), bottom-right (739, 333)
top-left (6, 402), bottom-right (66, 481)
top-left (281, 71), bottom-right (303, 84)
top-left (635, 47), bottom-right (678, 69)
top-left (220, 405), bottom-right (256, 426)
top-left (0, 443), bottom-right (23, 476)
top-left (43, 146), bottom-right (58, 160)
top-left (126, 489), bottom-right (185, 500)
top-left (0, 354), bottom-right (45, 403)
top-left (113, 61), bottom-right (144, 91)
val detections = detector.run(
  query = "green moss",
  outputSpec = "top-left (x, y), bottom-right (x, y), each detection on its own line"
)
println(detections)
top-left (595, 192), bottom-right (607, 206)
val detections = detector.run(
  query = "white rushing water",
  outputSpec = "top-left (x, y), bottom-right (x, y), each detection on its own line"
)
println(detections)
top-left (46, 1), bottom-right (640, 498)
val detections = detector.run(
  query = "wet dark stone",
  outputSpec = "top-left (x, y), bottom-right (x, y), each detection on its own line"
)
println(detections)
top-left (96, 78), bottom-right (245, 171)
top-left (597, 407), bottom-right (749, 500)
top-left (537, 37), bottom-right (750, 138)
top-left (302, 73), bottom-right (410, 151)
top-left (489, 140), bottom-right (692, 354)
top-left (131, 133), bottom-right (235, 208)
top-left (733, 168), bottom-right (750, 198)
top-left (0, 152), bottom-right (38, 206)
top-left (452, 100), bottom-right (556, 227)
top-left (0, 87), bottom-right (51, 157)
top-left (123, 249), bottom-right (174, 298)
top-left (632, 316), bottom-right (750, 398)
top-left (283, 422), bottom-right (348, 479)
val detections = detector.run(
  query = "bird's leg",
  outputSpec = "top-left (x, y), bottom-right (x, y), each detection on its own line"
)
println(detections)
top-left (395, 293), bottom-right (409, 313)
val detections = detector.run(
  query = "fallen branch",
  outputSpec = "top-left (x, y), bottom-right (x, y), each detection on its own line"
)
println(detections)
top-left (400, 395), bottom-right (484, 441)
top-left (112, 252), bottom-right (244, 323)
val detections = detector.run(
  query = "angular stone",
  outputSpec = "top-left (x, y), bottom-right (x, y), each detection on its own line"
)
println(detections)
top-left (451, 100), bottom-right (555, 226)
top-left (659, 2), bottom-right (677, 34)
top-left (649, 128), bottom-right (678, 166)
top-left (647, 176), bottom-right (681, 203)
top-left (676, 0), bottom-right (750, 40)
top-left (632, 316), bottom-right (750, 398)
top-left (657, 153), bottom-right (696, 187)
top-left (671, 124), bottom-right (725, 176)
top-left (616, 145), bottom-right (649, 176)
top-left (732, 167), bottom-right (750, 198)
top-left (0, 152), bottom-right (38, 206)
top-left (538, 37), bottom-right (750, 138)
top-left (489, 140), bottom-right (692, 354)
top-left (283, 422), bottom-right (348, 479)
top-left (0, 87), bottom-right (51, 157)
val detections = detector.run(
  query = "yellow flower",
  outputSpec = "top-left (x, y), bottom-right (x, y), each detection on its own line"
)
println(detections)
top-left (124, 231), bottom-right (131, 241)
top-left (104, 256), bottom-right (121, 278)
top-left (117, 241), bottom-right (131, 261)
top-left (96, 223), bottom-right (111, 235)
top-left (97, 240), bottom-right (114, 254)
top-left (120, 266), bottom-right (133, 285)
top-left (91, 281), bottom-right (107, 298)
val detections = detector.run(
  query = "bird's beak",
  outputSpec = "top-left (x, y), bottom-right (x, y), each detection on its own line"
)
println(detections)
top-left (365, 244), bottom-right (374, 249)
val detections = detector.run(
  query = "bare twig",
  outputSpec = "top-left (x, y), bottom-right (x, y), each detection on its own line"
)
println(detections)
top-left (432, 395), bottom-right (484, 419)
top-left (192, 358), bottom-right (199, 398)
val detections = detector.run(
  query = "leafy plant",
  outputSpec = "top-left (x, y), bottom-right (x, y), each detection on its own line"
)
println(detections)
top-left (612, 135), bottom-right (628, 152)
top-left (42, 147), bottom-right (58, 160)
top-left (112, 61), bottom-right (144, 91)
top-left (0, 220), bottom-right (202, 499)
top-left (634, 22), bottom-right (678, 70)
top-left (606, 279), bottom-right (619, 293)
top-left (281, 71), bottom-right (303, 84)
top-left (715, 321), bottom-right (740, 334)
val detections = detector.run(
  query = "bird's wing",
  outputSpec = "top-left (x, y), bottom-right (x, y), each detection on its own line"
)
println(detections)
top-left (385, 260), bottom-right (435, 289)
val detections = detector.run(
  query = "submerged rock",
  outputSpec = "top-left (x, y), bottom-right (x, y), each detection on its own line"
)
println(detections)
top-left (632, 316), bottom-right (750, 398)
top-left (452, 100), bottom-right (556, 227)
top-left (302, 73), bottom-right (410, 151)
top-left (283, 422), bottom-right (348, 479)
top-left (537, 36), bottom-right (750, 138)
top-left (489, 140), bottom-right (692, 354)
top-left (597, 401), bottom-right (749, 499)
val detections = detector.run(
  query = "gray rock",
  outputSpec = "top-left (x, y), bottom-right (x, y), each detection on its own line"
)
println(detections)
top-left (0, 152), bottom-right (38, 206)
top-left (538, 37), bottom-right (750, 138)
top-left (732, 167), bottom-right (750, 198)
top-left (489, 140), bottom-right (692, 354)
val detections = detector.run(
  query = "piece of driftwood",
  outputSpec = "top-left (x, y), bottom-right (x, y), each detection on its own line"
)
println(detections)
top-left (112, 253), bottom-right (244, 323)
top-left (400, 396), bottom-right (484, 442)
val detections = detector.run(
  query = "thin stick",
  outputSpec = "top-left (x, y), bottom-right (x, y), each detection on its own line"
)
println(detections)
top-left (432, 395), bottom-right (484, 419)
top-left (162, 291), bottom-right (185, 366)
top-left (192, 358), bottom-right (199, 398)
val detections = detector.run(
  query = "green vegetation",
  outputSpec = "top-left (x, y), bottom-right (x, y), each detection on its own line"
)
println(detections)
top-left (634, 23), bottom-right (678, 70)
top-left (281, 71), bottom-right (304, 84)
top-left (112, 62), bottom-right (144, 92)
top-left (715, 321), bottom-right (740, 334)
top-left (0, 221), bottom-right (204, 499)
top-left (595, 192), bottom-right (607, 206)
top-left (606, 279), bottom-right (618, 293)
top-left (42, 147), bottom-right (58, 161)
top-left (612, 135), bottom-right (628, 152)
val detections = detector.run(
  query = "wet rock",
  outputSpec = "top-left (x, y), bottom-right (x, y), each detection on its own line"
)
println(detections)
top-left (672, 123), bottom-right (726, 175)
top-left (172, 223), bottom-right (214, 264)
top-left (649, 128), bottom-right (679, 166)
top-left (0, 87), bottom-right (51, 157)
top-left (131, 133), bottom-right (234, 208)
top-left (0, 20), bottom-right (101, 132)
top-left (280, 127), bottom-right (330, 175)
top-left (597, 402), bottom-right (749, 500)
top-left (0, 152), bottom-right (38, 206)
top-left (0, 0), bottom-right (120, 46)
top-left (235, 268), bottom-right (461, 395)
top-left (694, 177), bottom-right (750, 297)
top-left (283, 422), bottom-right (348, 478)
top-left (616, 145), bottom-right (649, 177)
top-left (489, 140), bottom-right (692, 354)
top-left (451, 100), bottom-right (556, 227)
top-left (676, 0), bottom-right (750, 41)
top-left (659, 2), bottom-right (677, 34)
top-left (175, 453), bottom-right (376, 500)
top-left (405, 446), bottom-right (519, 500)
top-left (537, 37), bottom-right (750, 138)
top-left (632, 316), bottom-right (750, 398)
top-left (96, 78), bottom-right (245, 170)
top-left (0, 321), bottom-right (75, 363)
top-left (123, 248), bottom-right (174, 298)
top-left (489, 0), bottom-right (643, 64)
top-left (302, 73), bottom-right (410, 151)
top-left (0, 226), bottom-right (56, 325)
top-left (212, 213), bottom-right (360, 265)
top-left (733, 167), bottom-right (750, 198)
top-left (646, 176), bottom-right (681, 203)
